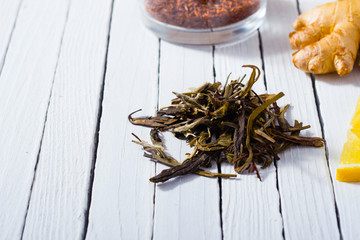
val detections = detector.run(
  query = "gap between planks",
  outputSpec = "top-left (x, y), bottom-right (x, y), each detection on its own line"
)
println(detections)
top-left (294, 0), bottom-right (343, 238)
top-left (254, 29), bottom-right (285, 240)
top-left (310, 75), bottom-right (343, 240)
top-left (256, 29), bottom-right (285, 240)
top-left (150, 38), bottom-right (162, 240)
top-left (214, 30), bottom-right (287, 240)
top-left (212, 45), bottom-right (226, 240)
top-left (19, 1), bottom-right (72, 238)
top-left (81, 0), bottom-right (116, 239)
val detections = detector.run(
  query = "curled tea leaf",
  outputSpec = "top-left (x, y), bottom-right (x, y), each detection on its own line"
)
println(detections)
top-left (129, 65), bottom-right (325, 183)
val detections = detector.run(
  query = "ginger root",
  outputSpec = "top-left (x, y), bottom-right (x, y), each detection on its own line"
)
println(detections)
top-left (289, 0), bottom-right (360, 76)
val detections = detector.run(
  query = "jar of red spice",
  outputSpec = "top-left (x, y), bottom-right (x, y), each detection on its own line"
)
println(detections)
top-left (140, 0), bottom-right (267, 45)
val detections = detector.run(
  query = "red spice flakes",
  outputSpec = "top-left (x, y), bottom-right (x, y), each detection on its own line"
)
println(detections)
top-left (145, 0), bottom-right (261, 29)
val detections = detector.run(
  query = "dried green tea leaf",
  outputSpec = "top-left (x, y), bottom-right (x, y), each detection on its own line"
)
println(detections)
top-left (133, 136), bottom-right (236, 182)
top-left (129, 65), bottom-right (325, 183)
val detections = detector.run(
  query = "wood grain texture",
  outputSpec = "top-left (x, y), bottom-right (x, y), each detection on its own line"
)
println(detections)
top-left (152, 43), bottom-right (222, 240)
top-left (21, 0), bottom-right (114, 239)
top-left (0, 0), bottom-right (357, 238)
top-left (85, 0), bottom-right (159, 239)
top-left (260, 0), bottom-right (340, 239)
top-left (0, 0), bottom-right (70, 238)
top-left (315, 70), bottom-right (360, 240)
top-left (0, 0), bottom-right (22, 71)
top-left (214, 36), bottom-right (283, 240)
top-left (297, 1), bottom-right (360, 239)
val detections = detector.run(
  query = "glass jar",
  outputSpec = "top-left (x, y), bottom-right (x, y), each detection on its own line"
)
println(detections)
top-left (140, 0), bottom-right (267, 45)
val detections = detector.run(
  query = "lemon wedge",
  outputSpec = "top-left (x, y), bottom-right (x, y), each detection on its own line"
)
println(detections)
top-left (337, 97), bottom-right (360, 182)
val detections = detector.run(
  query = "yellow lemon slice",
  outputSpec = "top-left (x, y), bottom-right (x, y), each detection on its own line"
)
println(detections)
top-left (337, 97), bottom-right (360, 182)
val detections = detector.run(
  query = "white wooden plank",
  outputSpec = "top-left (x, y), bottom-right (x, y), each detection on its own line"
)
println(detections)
top-left (152, 43), bottom-right (222, 240)
top-left (85, 0), bottom-right (159, 239)
top-left (260, 0), bottom-right (340, 239)
top-left (0, 0), bottom-right (70, 239)
top-left (21, 0), bottom-right (113, 239)
top-left (315, 69), bottom-right (360, 240)
top-left (297, 1), bottom-right (360, 239)
top-left (214, 36), bottom-right (283, 240)
top-left (0, 0), bottom-right (22, 70)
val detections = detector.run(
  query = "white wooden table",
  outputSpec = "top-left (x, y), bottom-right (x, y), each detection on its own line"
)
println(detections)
top-left (1, 0), bottom-right (359, 239)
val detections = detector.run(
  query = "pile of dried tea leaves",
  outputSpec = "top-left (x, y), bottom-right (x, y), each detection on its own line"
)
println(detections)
top-left (129, 65), bottom-right (325, 183)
